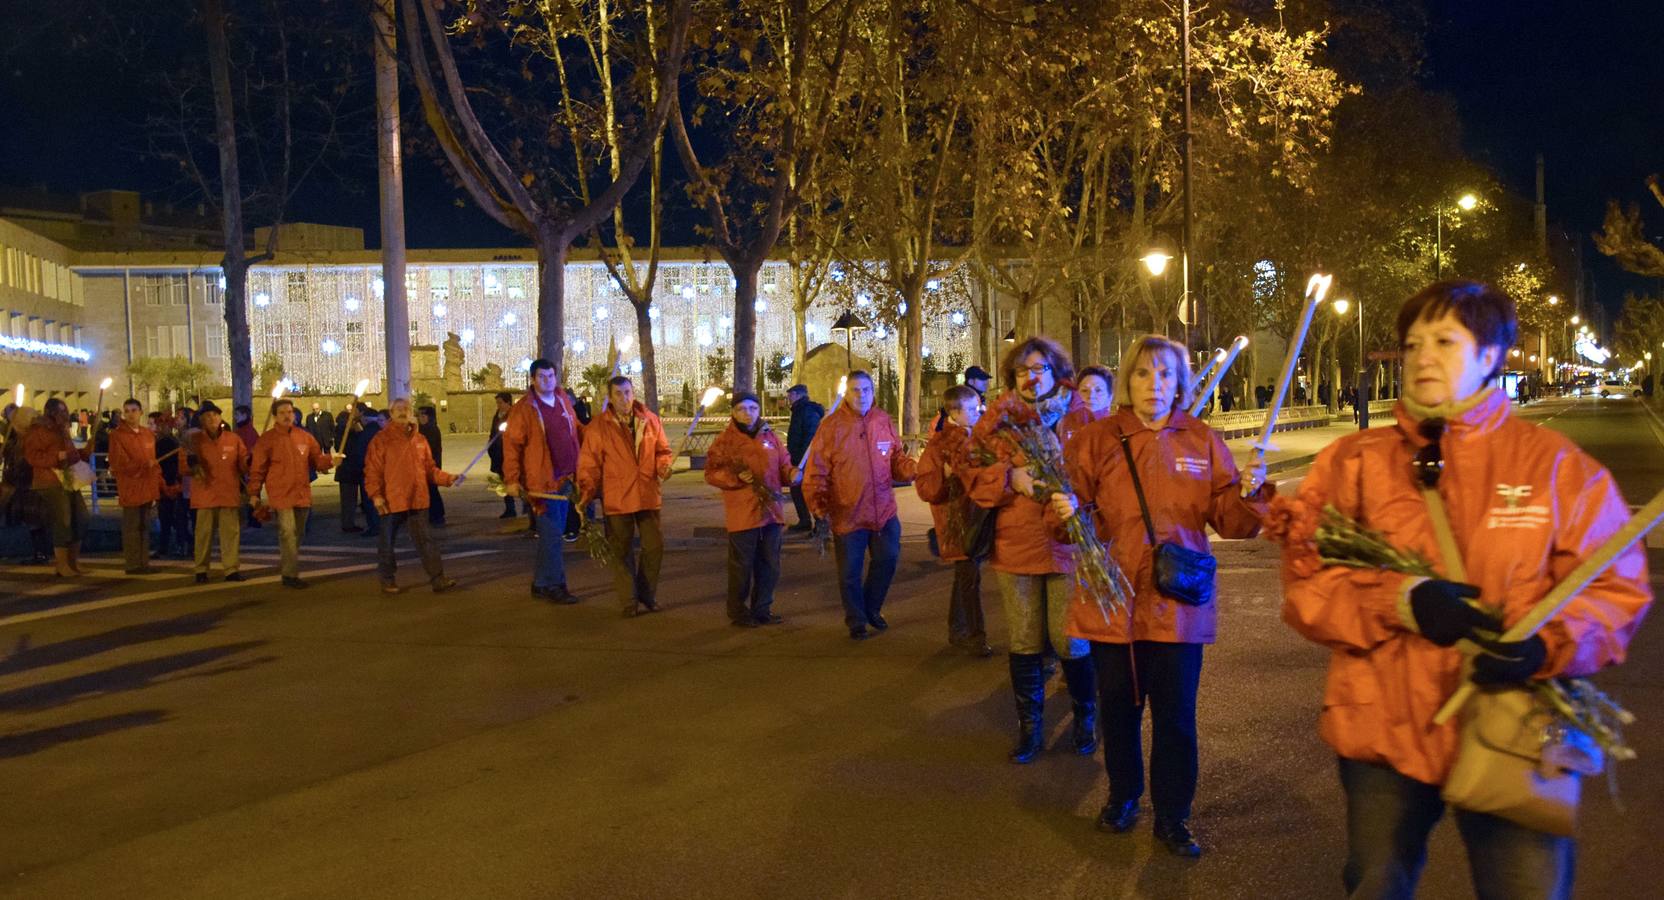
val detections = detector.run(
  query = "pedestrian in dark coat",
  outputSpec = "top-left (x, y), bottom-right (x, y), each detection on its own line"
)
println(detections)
top-left (784, 383), bottom-right (825, 532)
top-left (488, 391), bottom-right (517, 518)
top-left (336, 408), bottom-right (383, 536)
top-left (418, 405), bottom-right (446, 526)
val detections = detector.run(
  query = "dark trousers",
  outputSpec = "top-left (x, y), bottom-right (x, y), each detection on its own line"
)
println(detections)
top-left (726, 523), bottom-right (783, 622)
top-left (789, 483), bottom-right (813, 527)
top-left (157, 495), bottom-right (190, 555)
top-left (947, 558), bottom-right (985, 643)
top-left (605, 509), bottom-right (663, 610)
top-left (832, 515), bottom-right (901, 630)
top-left (1092, 640), bottom-right (1204, 823)
top-left (377, 510), bottom-right (445, 585)
top-left (1337, 758), bottom-right (1574, 900)
top-left (427, 483), bottom-right (445, 524)
top-left (339, 481), bottom-right (361, 529)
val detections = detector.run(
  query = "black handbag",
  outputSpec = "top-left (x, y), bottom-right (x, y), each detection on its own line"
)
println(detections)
top-left (1118, 432), bottom-right (1216, 606)
top-left (961, 504), bottom-right (997, 562)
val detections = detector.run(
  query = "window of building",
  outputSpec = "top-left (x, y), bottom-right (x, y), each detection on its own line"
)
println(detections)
top-left (285, 270), bottom-right (307, 303)
top-left (203, 275), bottom-right (223, 305)
top-left (28, 317), bottom-right (43, 341)
top-left (264, 322), bottom-right (284, 355)
top-left (146, 325), bottom-right (162, 357)
top-left (345, 320), bottom-right (364, 351)
top-left (172, 324), bottom-right (190, 357)
top-left (171, 277), bottom-right (187, 305)
top-left (205, 324), bottom-right (225, 359)
top-left (288, 321), bottom-right (307, 352)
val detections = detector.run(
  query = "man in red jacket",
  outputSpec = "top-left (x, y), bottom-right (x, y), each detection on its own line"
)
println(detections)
top-left (109, 398), bottom-right (162, 575)
top-left (249, 398), bottom-right (335, 588)
top-left (804, 370), bottom-right (918, 640)
top-left (188, 401), bottom-right (249, 583)
top-left (915, 384), bottom-right (989, 655)
top-left (502, 358), bottom-right (584, 604)
top-left (577, 375), bottom-right (673, 617)
top-left (704, 390), bottom-right (797, 627)
top-left (365, 397), bottom-right (459, 594)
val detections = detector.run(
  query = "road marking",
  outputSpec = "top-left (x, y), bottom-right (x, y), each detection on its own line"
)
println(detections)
top-left (0, 549), bottom-right (501, 628)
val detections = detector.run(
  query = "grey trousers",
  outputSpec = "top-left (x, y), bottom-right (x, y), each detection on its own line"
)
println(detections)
top-left (995, 571), bottom-right (1088, 658)
top-left (377, 511), bottom-right (444, 585)
top-left (275, 508), bottom-right (310, 579)
top-left (193, 507), bottom-right (241, 574)
top-left (121, 503), bottom-right (154, 571)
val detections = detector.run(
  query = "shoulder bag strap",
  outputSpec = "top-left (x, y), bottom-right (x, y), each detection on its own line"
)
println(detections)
top-left (1117, 431), bottom-right (1158, 547)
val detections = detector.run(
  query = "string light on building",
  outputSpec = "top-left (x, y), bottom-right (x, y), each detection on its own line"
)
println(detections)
top-left (680, 286), bottom-right (695, 300)
top-left (254, 292), bottom-right (270, 307)
top-left (502, 312), bottom-right (517, 326)
top-left (594, 305), bottom-right (609, 321)
top-left (572, 339), bottom-right (587, 353)
top-left (950, 310), bottom-right (966, 325)
top-left (321, 338), bottom-right (341, 354)
top-left (459, 328), bottom-right (474, 345)
top-left (927, 279), bottom-right (941, 292)
top-left (0, 334), bottom-right (92, 362)
top-left (433, 303), bottom-right (447, 319)
top-left (754, 298), bottom-right (768, 313)
top-left (344, 296), bottom-right (360, 313)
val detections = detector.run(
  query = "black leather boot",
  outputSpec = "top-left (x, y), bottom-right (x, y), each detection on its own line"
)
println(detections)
top-left (1060, 655), bottom-right (1098, 755)
top-left (1008, 653), bottom-right (1046, 764)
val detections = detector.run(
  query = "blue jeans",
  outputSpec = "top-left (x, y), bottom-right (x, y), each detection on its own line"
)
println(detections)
top-left (533, 498), bottom-right (570, 590)
top-left (832, 516), bottom-right (901, 630)
top-left (1338, 757), bottom-right (1574, 900)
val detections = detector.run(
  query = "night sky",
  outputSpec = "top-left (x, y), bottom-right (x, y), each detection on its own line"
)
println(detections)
top-left (3, 2), bottom-right (1661, 311)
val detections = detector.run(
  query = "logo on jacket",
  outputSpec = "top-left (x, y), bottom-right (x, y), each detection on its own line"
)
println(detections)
top-left (1174, 456), bottom-right (1207, 477)
top-left (876, 440), bottom-right (892, 457)
top-left (1486, 483), bottom-right (1548, 529)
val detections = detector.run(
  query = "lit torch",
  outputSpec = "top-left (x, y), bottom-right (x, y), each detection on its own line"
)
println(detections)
top-left (672, 386), bottom-right (727, 460)
top-left (1189, 335), bottom-right (1251, 417)
top-left (1246, 274), bottom-right (1330, 493)
top-left (457, 420), bottom-right (509, 480)
top-left (12, 383), bottom-right (22, 409)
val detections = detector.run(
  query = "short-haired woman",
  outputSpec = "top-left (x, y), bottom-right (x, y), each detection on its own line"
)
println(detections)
top-left (965, 335), bottom-right (1098, 764)
top-left (1052, 334), bottom-right (1269, 856)
top-left (1280, 281), bottom-right (1651, 897)
top-left (22, 398), bottom-right (92, 576)
top-left (1060, 364), bottom-right (1114, 446)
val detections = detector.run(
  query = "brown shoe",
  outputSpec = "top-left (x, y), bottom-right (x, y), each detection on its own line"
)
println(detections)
top-left (381, 582), bottom-right (402, 594)
top-left (431, 577), bottom-right (457, 593)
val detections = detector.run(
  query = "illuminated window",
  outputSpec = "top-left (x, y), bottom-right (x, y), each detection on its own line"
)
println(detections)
top-left (285, 271), bottom-right (307, 303)
top-left (345, 321), bottom-right (365, 351)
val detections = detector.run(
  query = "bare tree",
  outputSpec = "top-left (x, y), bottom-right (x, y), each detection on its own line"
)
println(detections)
top-left (400, 0), bottom-right (692, 367)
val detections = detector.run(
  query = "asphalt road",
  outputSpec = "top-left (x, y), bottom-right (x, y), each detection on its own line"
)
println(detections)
top-left (0, 397), bottom-right (1658, 899)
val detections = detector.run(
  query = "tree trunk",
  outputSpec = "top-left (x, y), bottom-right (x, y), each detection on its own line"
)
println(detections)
top-left (633, 299), bottom-right (659, 413)
top-left (792, 299), bottom-right (809, 384)
top-left (901, 282), bottom-right (925, 434)
top-left (374, 0), bottom-right (411, 400)
top-left (203, 0), bottom-right (253, 410)
top-left (536, 224), bottom-right (568, 368)
top-left (730, 260), bottom-right (760, 392)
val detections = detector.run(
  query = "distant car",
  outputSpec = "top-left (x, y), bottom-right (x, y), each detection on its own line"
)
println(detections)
top-left (1598, 380), bottom-right (1641, 398)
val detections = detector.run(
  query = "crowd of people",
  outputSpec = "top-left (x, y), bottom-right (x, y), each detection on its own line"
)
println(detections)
top-left (0, 279), bottom-right (1652, 895)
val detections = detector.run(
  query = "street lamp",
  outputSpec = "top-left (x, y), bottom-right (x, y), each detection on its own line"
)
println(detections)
top-left (829, 310), bottom-right (868, 366)
top-left (1434, 191), bottom-right (1480, 277)
top-left (1141, 250), bottom-right (1173, 277)
top-left (1333, 296), bottom-right (1368, 428)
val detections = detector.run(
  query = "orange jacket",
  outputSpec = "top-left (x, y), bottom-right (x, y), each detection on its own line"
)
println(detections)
top-left (964, 390), bottom-right (1086, 575)
top-left (502, 390), bottom-right (582, 511)
top-left (23, 422), bottom-right (89, 489)
top-left (914, 424), bottom-right (976, 562)
top-left (248, 423), bottom-right (333, 510)
top-left (1059, 404), bottom-right (1112, 447)
top-left (1064, 407), bottom-right (1267, 644)
top-left (188, 426), bottom-right (249, 509)
top-left (108, 424), bottom-right (162, 507)
top-left (704, 420), bottom-right (795, 532)
top-left (577, 402), bottom-right (672, 515)
top-left (365, 423), bottom-right (455, 513)
top-left (1280, 389), bottom-right (1651, 786)
top-left (804, 404), bottom-right (916, 535)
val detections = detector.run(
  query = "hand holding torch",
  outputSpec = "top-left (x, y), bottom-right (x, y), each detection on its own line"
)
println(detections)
top-left (1246, 274), bottom-right (1331, 494)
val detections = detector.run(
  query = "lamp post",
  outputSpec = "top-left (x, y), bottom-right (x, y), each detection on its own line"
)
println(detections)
top-left (1334, 297), bottom-right (1367, 429)
top-left (1433, 192), bottom-right (1479, 278)
top-left (829, 310), bottom-right (868, 368)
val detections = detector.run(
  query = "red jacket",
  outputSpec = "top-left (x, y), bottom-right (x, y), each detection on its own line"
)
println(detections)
top-left (22, 423), bottom-right (87, 490)
top-left (804, 404), bottom-right (916, 535)
top-left (235, 421), bottom-right (259, 452)
top-left (914, 424), bottom-right (975, 562)
top-left (1059, 404), bottom-right (1112, 447)
top-left (964, 390), bottom-right (1086, 575)
top-left (577, 402), bottom-right (672, 515)
top-left (108, 423), bottom-right (161, 507)
top-left (704, 420), bottom-right (795, 532)
top-left (1280, 389), bottom-right (1651, 786)
top-left (248, 423), bottom-right (333, 510)
top-left (189, 426), bottom-right (249, 509)
top-left (1064, 407), bottom-right (1267, 644)
top-left (502, 390), bottom-right (582, 511)
top-left (365, 423), bottom-right (455, 513)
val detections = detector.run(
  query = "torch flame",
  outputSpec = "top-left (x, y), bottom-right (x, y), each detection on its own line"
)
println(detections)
top-left (1231, 335), bottom-right (1250, 351)
top-left (498, 421), bottom-right (508, 433)
top-left (836, 375), bottom-right (848, 397)
top-left (353, 378), bottom-right (370, 398)
top-left (1305, 273), bottom-right (1333, 306)
top-left (13, 383), bottom-right (23, 407)
top-left (270, 379), bottom-right (287, 400)
top-left (699, 386), bottom-right (725, 409)
top-left (99, 377), bottom-right (114, 391)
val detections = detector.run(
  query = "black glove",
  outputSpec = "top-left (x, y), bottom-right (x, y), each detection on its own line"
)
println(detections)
top-left (1470, 634), bottom-right (1548, 685)
top-left (1408, 579), bottom-right (1499, 647)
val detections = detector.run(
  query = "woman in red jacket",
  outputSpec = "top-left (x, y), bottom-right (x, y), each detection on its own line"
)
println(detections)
top-left (1280, 282), bottom-right (1650, 897)
top-left (23, 398), bottom-right (91, 576)
top-left (914, 384), bottom-right (988, 655)
top-left (1055, 334), bottom-right (1269, 857)
top-left (704, 390), bottom-right (797, 627)
top-left (965, 336), bottom-right (1097, 765)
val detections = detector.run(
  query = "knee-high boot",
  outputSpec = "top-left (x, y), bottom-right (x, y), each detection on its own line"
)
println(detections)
top-left (1060, 655), bottom-right (1099, 755)
top-left (1008, 652), bottom-right (1046, 764)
